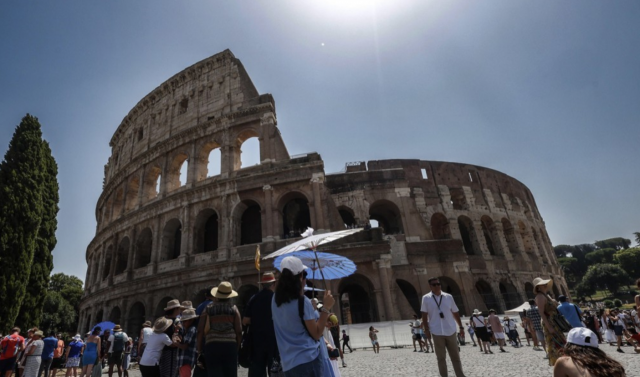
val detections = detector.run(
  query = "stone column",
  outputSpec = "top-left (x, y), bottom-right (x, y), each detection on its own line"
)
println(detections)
top-left (492, 220), bottom-right (511, 258)
top-left (311, 174), bottom-right (325, 232)
top-left (187, 141), bottom-right (197, 187)
top-left (260, 113), bottom-right (276, 163)
top-left (108, 235), bottom-right (118, 286)
top-left (377, 257), bottom-right (395, 321)
top-left (127, 228), bottom-right (137, 281)
top-left (490, 281), bottom-right (506, 313)
top-left (473, 219), bottom-right (492, 258)
top-left (136, 170), bottom-right (145, 210)
top-left (152, 216), bottom-right (163, 273)
top-left (181, 204), bottom-right (192, 267)
top-left (263, 185), bottom-right (274, 240)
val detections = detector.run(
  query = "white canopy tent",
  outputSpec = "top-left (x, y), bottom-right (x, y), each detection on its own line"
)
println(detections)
top-left (504, 302), bottom-right (530, 316)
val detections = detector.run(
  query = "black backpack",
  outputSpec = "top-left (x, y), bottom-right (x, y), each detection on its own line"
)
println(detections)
top-left (112, 333), bottom-right (125, 353)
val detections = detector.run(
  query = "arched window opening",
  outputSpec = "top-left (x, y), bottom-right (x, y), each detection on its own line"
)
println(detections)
top-left (499, 281), bottom-right (521, 310)
top-left (449, 188), bottom-right (467, 210)
top-left (395, 279), bottom-right (421, 316)
top-left (161, 219), bottom-right (182, 261)
top-left (430, 213), bottom-right (451, 240)
top-left (115, 237), bottom-right (130, 275)
top-left (124, 176), bottom-right (140, 212)
top-left (128, 302), bottom-right (145, 338)
top-left (518, 221), bottom-right (534, 253)
top-left (338, 207), bottom-right (357, 228)
top-left (237, 285), bottom-right (259, 315)
top-left (112, 188), bottom-right (125, 220)
top-left (524, 282), bottom-right (535, 300)
top-left (476, 280), bottom-right (499, 312)
top-left (457, 216), bottom-right (477, 255)
top-left (501, 218), bottom-right (521, 256)
top-left (240, 137), bottom-right (260, 168)
top-left (143, 166), bottom-right (162, 201)
top-left (339, 275), bottom-right (378, 324)
top-left (96, 310), bottom-right (104, 323)
top-left (240, 203), bottom-right (262, 245)
top-left (102, 246), bottom-right (113, 280)
top-left (282, 197), bottom-right (311, 239)
top-left (532, 229), bottom-right (549, 263)
top-left (439, 276), bottom-right (466, 315)
top-left (195, 141), bottom-right (221, 181)
top-left (109, 307), bottom-right (121, 324)
top-left (92, 256), bottom-right (100, 284)
top-left (135, 228), bottom-right (153, 268)
top-left (480, 216), bottom-right (497, 256)
top-left (167, 153), bottom-right (189, 192)
top-left (369, 219), bottom-right (379, 228)
top-left (154, 297), bottom-right (174, 318)
top-left (195, 209), bottom-right (219, 254)
top-left (207, 148), bottom-right (221, 177)
top-left (369, 200), bottom-right (404, 235)
top-left (178, 159), bottom-right (188, 187)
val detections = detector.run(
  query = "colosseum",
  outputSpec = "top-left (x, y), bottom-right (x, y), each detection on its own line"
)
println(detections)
top-left (78, 49), bottom-right (568, 336)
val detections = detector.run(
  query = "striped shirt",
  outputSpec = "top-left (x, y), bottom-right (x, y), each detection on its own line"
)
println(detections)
top-left (205, 302), bottom-right (237, 344)
top-left (527, 305), bottom-right (543, 332)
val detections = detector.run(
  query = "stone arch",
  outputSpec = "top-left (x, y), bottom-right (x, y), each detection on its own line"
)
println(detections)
top-left (430, 213), bottom-right (451, 240)
top-left (161, 218), bottom-right (182, 261)
top-left (96, 309), bottom-right (104, 324)
top-left (395, 279), bottom-right (421, 316)
top-left (91, 254), bottom-right (100, 284)
top-left (236, 284), bottom-right (259, 315)
top-left (369, 199), bottom-right (404, 234)
top-left (480, 216), bottom-right (500, 255)
top-left (112, 187), bottom-right (125, 220)
top-left (337, 206), bottom-right (357, 228)
top-left (127, 302), bottom-right (145, 337)
top-left (439, 276), bottom-right (467, 316)
top-left (103, 245), bottom-right (113, 280)
top-left (195, 140), bottom-right (222, 181)
top-left (115, 237), bottom-right (130, 275)
top-left (279, 192), bottom-right (312, 239)
top-left (103, 196), bottom-right (113, 224)
top-left (143, 165), bottom-right (162, 202)
top-left (233, 200), bottom-right (262, 246)
top-left (339, 274), bottom-right (379, 324)
top-left (499, 280), bottom-right (522, 310)
top-left (166, 152), bottom-right (189, 192)
top-left (135, 227), bottom-right (153, 268)
top-left (524, 282), bottom-right (535, 300)
top-left (154, 296), bottom-right (174, 318)
top-left (518, 221), bottom-right (535, 253)
top-left (124, 175), bottom-right (140, 212)
top-left (236, 129), bottom-right (261, 169)
top-left (501, 218), bottom-right (521, 255)
top-left (531, 228), bottom-right (549, 263)
top-left (475, 280), bottom-right (499, 312)
top-left (457, 216), bottom-right (479, 255)
top-left (194, 208), bottom-right (219, 254)
top-left (109, 306), bottom-right (121, 324)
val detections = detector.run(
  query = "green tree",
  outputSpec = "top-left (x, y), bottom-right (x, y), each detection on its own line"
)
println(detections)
top-left (41, 291), bottom-right (76, 334)
top-left (614, 247), bottom-right (640, 279)
top-left (634, 232), bottom-right (640, 246)
top-left (581, 263), bottom-right (630, 296)
top-left (595, 237), bottom-right (631, 250)
top-left (0, 115), bottom-right (45, 332)
top-left (585, 248), bottom-right (617, 265)
top-left (558, 257), bottom-right (580, 287)
top-left (16, 141), bottom-right (59, 330)
top-left (554, 245), bottom-right (575, 258)
top-left (49, 273), bottom-right (84, 310)
top-left (574, 279), bottom-right (596, 299)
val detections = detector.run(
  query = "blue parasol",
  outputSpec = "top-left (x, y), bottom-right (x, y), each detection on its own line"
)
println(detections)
top-left (92, 321), bottom-right (116, 335)
top-left (274, 250), bottom-right (356, 281)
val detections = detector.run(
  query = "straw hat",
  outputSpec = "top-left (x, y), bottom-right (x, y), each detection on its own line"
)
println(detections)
top-left (532, 277), bottom-right (553, 292)
top-left (180, 309), bottom-right (197, 321)
top-left (153, 317), bottom-right (173, 333)
top-left (142, 321), bottom-right (152, 328)
top-left (164, 299), bottom-right (184, 311)
top-left (113, 325), bottom-right (122, 332)
top-left (211, 281), bottom-right (238, 299)
top-left (33, 331), bottom-right (43, 338)
top-left (181, 301), bottom-right (194, 310)
top-left (259, 272), bottom-right (277, 284)
top-left (472, 309), bottom-right (481, 315)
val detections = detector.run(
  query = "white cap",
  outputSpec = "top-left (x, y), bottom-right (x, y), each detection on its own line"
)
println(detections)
top-left (280, 256), bottom-right (309, 275)
top-left (566, 327), bottom-right (598, 348)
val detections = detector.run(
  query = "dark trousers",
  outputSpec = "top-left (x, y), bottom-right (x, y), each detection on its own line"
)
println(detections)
top-left (140, 365), bottom-right (160, 377)
top-left (248, 346), bottom-right (274, 377)
top-left (342, 339), bottom-right (352, 353)
top-left (37, 358), bottom-right (53, 377)
top-left (204, 342), bottom-right (237, 377)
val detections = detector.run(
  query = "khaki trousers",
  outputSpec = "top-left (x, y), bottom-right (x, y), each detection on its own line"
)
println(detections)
top-left (432, 333), bottom-right (465, 377)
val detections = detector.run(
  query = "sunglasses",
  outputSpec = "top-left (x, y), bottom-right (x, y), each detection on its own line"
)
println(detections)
top-left (430, 283), bottom-right (441, 286)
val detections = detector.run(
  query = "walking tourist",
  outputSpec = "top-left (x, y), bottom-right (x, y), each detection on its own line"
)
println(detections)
top-left (270, 256), bottom-right (335, 376)
top-left (553, 327), bottom-right (626, 377)
top-left (533, 277), bottom-right (566, 366)
top-left (107, 325), bottom-right (129, 377)
top-left (609, 309), bottom-right (626, 353)
top-left (328, 315), bottom-right (346, 367)
top-left (1, 327), bottom-right (25, 377)
top-left (623, 328), bottom-right (640, 353)
top-left (368, 327), bottom-right (379, 354)
top-left (470, 309), bottom-right (490, 354)
top-left (341, 330), bottom-right (352, 353)
top-left (49, 334), bottom-right (65, 377)
top-left (23, 331), bottom-right (44, 377)
top-left (175, 309), bottom-right (198, 377)
top-left (420, 277), bottom-right (466, 377)
top-left (137, 321), bottom-right (152, 359)
top-left (521, 311), bottom-right (533, 346)
top-left (122, 339), bottom-right (133, 377)
top-left (17, 328), bottom-right (36, 377)
top-left (602, 309), bottom-right (617, 345)
top-left (80, 328), bottom-right (101, 377)
top-left (37, 332), bottom-right (57, 377)
top-left (466, 323), bottom-right (477, 347)
top-left (527, 300), bottom-right (545, 353)
top-left (64, 334), bottom-right (84, 377)
top-left (196, 282), bottom-right (242, 377)
top-left (323, 317), bottom-right (340, 376)
top-left (503, 316), bottom-right (520, 347)
top-left (557, 296), bottom-right (584, 329)
top-left (159, 300), bottom-right (183, 377)
top-left (196, 286), bottom-right (215, 315)
top-left (139, 318), bottom-right (176, 377)
top-left (242, 272), bottom-right (278, 377)
top-left (411, 314), bottom-right (425, 352)
top-left (487, 310), bottom-right (506, 352)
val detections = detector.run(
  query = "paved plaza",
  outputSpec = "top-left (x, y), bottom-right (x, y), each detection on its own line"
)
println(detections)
top-left (112, 342), bottom-right (639, 377)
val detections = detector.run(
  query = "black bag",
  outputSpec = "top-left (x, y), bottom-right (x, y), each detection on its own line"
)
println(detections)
top-left (328, 348), bottom-right (340, 359)
top-left (238, 326), bottom-right (252, 369)
top-left (552, 313), bottom-right (572, 333)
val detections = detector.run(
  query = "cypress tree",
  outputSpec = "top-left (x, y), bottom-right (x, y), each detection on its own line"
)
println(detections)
top-left (0, 114), bottom-right (45, 333)
top-left (16, 141), bottom-right (59, 330)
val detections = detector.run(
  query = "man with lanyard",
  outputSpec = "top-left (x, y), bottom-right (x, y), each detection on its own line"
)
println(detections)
top-left (421, 277), bottom-right (466, 377)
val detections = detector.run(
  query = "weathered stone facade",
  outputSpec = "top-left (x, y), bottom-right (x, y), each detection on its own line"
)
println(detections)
top-left (78, 50), bottom-right (568, 336)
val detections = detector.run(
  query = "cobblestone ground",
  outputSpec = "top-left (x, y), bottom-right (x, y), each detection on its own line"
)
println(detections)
top-left (108, 342), bottom-right (640, 377)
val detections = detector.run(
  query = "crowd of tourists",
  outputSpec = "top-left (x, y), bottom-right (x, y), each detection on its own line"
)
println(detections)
top-left (1, 264), bottom-right (638, 377)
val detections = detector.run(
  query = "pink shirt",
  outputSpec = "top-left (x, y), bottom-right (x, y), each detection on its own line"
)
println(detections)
top-left (488, 314), bottom-right (503, 332)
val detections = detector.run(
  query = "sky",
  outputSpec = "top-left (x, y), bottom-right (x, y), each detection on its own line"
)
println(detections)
top-left (1, 1), bottom-right (639, 282)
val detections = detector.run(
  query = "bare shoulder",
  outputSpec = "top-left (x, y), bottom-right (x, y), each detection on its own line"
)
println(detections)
top-left (553, 356), bottom-right (572, 376)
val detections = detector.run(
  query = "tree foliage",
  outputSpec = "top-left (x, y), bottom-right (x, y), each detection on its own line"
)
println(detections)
top-left (581, 263), bottom-right (630, 296)
top-left (0, 115), bottom-right (45, 333)
top-left (40, 273), bottom-right (84, 334)
top-left (614, 247), bottom-right (640, 280)
top-left (634, 232), bottom-right (640, 246)
top-left (16, 141), bottom-right (59, 330)
top-left (594, 237), bottom-right (631, 250)
top-left (585, 248), bottom-right (617, 265)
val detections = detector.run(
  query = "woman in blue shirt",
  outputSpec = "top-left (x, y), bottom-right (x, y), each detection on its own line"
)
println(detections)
top-left (271, 256), bottom-right (336, 377)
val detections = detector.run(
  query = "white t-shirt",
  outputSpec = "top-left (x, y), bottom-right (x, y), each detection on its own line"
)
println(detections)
top-left (503, 320), bottom-right (517, 331)
top-left (141, 328), bottom-right (153, 344)
top-left (471, 315), bottom-right (486, 328)
top-left (108, 332), bottom-right (129, 353)
top-left (420, 292), bottom-right (459, 336)
top-left (139, 333), bottom-right (172, 366)
top-left (411, 320), bottom-right (421, 334)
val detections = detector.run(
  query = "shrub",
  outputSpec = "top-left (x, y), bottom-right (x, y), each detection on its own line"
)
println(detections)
top-left (613, 299), bottom-right (623, 308)
top-left (604, 300), bottom-right (614, 309)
